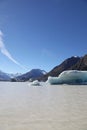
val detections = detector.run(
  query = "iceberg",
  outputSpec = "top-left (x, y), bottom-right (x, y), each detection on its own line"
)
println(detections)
top-left (47, 70), bottom-right (87, 85)
top-left (29, 80), bottom-right (41, 86)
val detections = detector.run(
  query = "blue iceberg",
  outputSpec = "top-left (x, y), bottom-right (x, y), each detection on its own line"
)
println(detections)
top-left (47, 70), bottom-right (87, 85)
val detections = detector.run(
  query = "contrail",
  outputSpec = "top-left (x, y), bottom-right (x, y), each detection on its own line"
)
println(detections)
top-left (0, 30), bottom-right (28, 70)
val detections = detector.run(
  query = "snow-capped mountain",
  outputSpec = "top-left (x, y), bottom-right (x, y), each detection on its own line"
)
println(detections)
top-left (0, 70), bottom-right (10, 81)
top-left (0, 69), bottom-right (46, 81)
top-left (17, 69), bottom-right (47, 81)
top-left (0, 71), bottom-right (21, 81)
top-left (1, 54), bottom-right (87, 82)
top-left (41, 70), bottom-right (47, 75)
top-left (7, 73), bottom-right (22, 78)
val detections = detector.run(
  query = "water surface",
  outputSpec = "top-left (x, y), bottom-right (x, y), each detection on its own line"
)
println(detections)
top-left (0, 82), bottom-right (87, 130)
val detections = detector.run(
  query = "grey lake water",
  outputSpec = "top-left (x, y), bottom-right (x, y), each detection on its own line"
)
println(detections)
top-left (0, 82), bottom-right (87, 130)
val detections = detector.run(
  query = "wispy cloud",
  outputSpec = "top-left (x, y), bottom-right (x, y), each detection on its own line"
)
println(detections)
top-left (0, 30), bottom-right (27, 70)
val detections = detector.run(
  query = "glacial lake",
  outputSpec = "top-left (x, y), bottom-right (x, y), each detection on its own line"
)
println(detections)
top-left (0, 82), bottom-right (87, 130)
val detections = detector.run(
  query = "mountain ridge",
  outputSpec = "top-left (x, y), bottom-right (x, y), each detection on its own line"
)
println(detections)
top-left (38, 56), bottom-right (81, 81)
top-left (39, 54), bottom-right (87, 81)
top-left (16, 69), bottom-right (47, 81)
top-left (1, 54), bottom-right (87, 81)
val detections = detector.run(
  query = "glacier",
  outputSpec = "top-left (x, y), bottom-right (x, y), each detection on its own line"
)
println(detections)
top-left (47, 70), bottom-right (87, 85)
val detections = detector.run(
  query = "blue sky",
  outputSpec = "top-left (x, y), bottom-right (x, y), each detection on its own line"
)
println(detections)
top-left (0, 0), bottom-right (87, 73)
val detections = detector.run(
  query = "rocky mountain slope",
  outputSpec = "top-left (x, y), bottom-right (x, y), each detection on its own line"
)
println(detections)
top-left (39, 56), bottom-right (81, 81)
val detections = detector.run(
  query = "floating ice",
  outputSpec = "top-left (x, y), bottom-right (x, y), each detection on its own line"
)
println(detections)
top-left (47, 70), bottom-right (87, 85)
top-left (29, 80), bottom-right (41, 86)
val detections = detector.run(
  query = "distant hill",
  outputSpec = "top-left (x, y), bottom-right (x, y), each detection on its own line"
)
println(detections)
top-left (16, 69), bottom-right (47, 81)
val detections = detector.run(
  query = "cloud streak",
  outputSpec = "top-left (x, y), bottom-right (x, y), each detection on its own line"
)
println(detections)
top-left (0, 30), bottom-right (27, 70)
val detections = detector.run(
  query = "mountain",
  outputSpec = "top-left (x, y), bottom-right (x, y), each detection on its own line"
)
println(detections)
top-left (1, 54), bottom-right (87, 82)
top-left (70, 54), bottom-right (87, 70)
top-left (0, 70), bottom-right (10, 81)
top-left (39, 56), bottom-right (81, 81)
top-left (16, 69), bottom-right (47, 81)
top-left (7, 73), bottom-right (22, 78)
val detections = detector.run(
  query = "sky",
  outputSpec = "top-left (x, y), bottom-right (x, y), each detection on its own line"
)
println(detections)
top-left (0, 0), bottom-right (87, 73)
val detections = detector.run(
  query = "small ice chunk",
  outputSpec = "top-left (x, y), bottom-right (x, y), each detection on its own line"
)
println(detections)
top-left (29, 80), bottom-right (41, 86)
